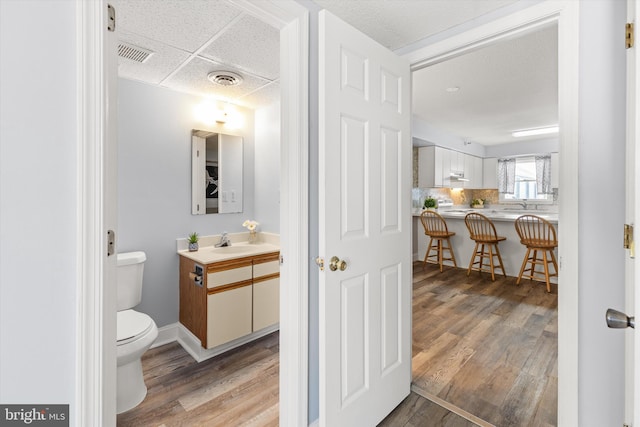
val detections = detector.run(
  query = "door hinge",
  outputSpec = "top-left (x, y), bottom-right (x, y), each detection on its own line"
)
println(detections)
top-left (107, 4), bottom-right (116, 32)
top-left (626, 23), bottom-right (634, 49)
top-left (280, 255), bottom-right (284, 265)
top-left (107, 230), bottom-right (115, 256)
top-left (624, 223), bottom-right (634, 258)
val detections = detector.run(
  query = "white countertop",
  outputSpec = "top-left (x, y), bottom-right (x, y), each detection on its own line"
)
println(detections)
top-left (178, 241), bottom-right (280, 265)
top-left (177, 231), bottom-right (280, 265)
top-left (412, 207), bottom-right (558, 224)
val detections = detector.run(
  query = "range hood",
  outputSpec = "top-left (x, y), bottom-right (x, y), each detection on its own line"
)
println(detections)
top-left (449, 172), bottom-right (469, 182)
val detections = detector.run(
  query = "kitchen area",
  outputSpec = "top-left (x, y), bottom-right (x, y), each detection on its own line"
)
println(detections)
top-left (411, 144), bottom-right (559, 280)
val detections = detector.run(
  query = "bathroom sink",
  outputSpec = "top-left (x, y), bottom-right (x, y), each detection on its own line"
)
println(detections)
top-left (210, 245), bottom-right (253, 254)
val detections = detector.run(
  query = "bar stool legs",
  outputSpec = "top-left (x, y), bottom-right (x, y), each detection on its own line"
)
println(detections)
top-left (424, 236), bottom-right (457, 272)
top-left (466, 241), bottom-right (506, 281)
top-left (516, 247), bottom-right (558, 293)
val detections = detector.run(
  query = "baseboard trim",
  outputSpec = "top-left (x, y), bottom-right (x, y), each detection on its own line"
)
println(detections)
top-left (151, 322), bottom-right (179, 349)
top-left (410, 383), bottom-right (495, 427)
top-left (177, 323), bottom-right (280, 363)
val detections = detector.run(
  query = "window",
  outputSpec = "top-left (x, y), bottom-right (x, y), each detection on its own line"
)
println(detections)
top-left (498, 155), bottom-right (553, 203)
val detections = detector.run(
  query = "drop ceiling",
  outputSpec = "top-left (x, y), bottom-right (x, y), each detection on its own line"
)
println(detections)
top-left (117, 0), bottom-right (280, 109)
top-left (117, 0), bottom-right (558, 146)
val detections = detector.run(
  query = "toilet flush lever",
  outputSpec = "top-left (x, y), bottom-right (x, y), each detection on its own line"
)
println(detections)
top-left (107, 230), bottom-right (115, 256)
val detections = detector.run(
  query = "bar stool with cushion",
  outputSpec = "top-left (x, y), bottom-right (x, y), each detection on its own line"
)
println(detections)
top-left (464, 212), bottom-right (507, 281)
top-left (514, 214), bottom-right (559, 293)
top-left (420, 210), bottom-right (457, 272)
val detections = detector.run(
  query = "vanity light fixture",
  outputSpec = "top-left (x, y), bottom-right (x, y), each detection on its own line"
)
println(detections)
top-left (194, 100), bottom-right (242, 127)
top-left (512, 125), bottom-right (559, 138)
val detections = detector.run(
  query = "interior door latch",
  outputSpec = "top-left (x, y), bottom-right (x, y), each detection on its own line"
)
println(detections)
top-left (624, 224), bottom-right (634, 258)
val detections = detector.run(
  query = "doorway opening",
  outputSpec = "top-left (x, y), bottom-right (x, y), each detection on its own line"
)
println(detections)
top-left (408, 17), bottom-right (564, 427)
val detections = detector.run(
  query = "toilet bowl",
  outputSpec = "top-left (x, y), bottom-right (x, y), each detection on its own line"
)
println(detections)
top-left (116, 252), bottom-right (158, 414)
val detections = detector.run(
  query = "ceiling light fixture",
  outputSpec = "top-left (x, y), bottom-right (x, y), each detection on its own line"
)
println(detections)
top-left (512, 125), bottom-right (559, 138)
top-left (445, 86), bottom-right (460, 92)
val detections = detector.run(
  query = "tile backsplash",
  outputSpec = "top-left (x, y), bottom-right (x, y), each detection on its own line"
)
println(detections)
top-left (412, 187), bottom-right (557, 209)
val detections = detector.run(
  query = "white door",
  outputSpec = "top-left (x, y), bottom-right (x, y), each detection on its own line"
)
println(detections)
top-left (318, 10), bottom-right (412, 426)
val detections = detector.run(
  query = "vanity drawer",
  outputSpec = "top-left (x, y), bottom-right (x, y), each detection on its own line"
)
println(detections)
top-left (253, 253), bottom-right (280, 278)
top-left (207, 259), bottom-right (252, 289)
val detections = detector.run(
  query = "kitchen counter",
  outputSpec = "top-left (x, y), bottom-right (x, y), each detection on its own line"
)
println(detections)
top-left (412, 208), bottom-right (558, 281)
top-left (412, 207), bottom-right (558, 224)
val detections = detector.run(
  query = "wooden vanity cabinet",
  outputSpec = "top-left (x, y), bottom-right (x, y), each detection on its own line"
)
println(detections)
top-left (179, 251), bottom-right (280, 349)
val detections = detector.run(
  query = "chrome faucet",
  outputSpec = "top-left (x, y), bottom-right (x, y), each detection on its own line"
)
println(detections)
top-left (517, 200), bottom-right (528, 209)
top-left (215, 232), bottom-right (232, 247)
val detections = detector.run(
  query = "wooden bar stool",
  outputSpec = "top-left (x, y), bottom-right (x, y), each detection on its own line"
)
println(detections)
top-left (464, 212), bottom-right (507, 281)
top-left (420, 210), bottom-right (457, 272)
top-left (514, 214), bottom-right (558, 293)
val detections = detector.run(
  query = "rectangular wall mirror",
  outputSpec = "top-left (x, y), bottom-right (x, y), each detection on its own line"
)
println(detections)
top-left (191, 130), bottom-right (243, 214)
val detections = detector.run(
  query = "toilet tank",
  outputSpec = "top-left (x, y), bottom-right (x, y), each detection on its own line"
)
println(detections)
top-left (117, 251), bottom-right (146, 311)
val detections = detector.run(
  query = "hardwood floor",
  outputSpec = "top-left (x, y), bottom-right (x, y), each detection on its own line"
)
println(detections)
top-left (411, 262), bottom-right (558, 427)
top-left (117, 332), bottom-right (280, 427)
top-left (119, 262), bottom-right (556, 426)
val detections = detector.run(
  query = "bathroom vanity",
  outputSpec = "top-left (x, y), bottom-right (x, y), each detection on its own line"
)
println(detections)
top-left (178, 241), bottom-right (280, 350)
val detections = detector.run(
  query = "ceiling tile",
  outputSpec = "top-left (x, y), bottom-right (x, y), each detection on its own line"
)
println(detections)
top-left (238, 82), bottom-right (281, 108)
top-left (200, 14), bottom-right (280, 80)
top-left (162, 56), bottom-right (271, 103)
top-left (118, 31), bottom-right (191, 85)
top-left (118, 0), bottom-right (243, 52)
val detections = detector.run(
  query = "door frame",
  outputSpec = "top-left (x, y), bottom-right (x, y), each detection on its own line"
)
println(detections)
top-left (627, 0), bottom-right (639, 424)
top-left (402, 1), bottom-right (580, 425)
top-left (75, 1), bottom-right (310, 425)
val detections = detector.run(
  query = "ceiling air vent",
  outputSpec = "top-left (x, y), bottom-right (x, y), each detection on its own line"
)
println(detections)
top-left (207, 71), bottom-right (243, 86)
top-left (118, 42), bottom-right (154, 63)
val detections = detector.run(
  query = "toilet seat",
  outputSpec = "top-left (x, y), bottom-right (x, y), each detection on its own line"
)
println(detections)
top-left (117, 310), bottom-right (154, 346)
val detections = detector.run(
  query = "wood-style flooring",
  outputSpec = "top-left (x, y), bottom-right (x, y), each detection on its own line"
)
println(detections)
top-left (412, 262), bottom-right (558, 427)
top-left (117, 332), bottom-right (472, 427)
top-left (118, 262), bottom-right (557, 426)
top-left (117, 332), bottom-right (280, 427)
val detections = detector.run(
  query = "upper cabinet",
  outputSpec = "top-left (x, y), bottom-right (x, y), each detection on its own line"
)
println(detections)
top-left (483, 158), bottom-right (498, 189)
top-left (418, 146), bottom-right (483, 189)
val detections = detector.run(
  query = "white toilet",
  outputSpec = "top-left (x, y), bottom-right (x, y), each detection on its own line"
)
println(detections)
top-left (116, 251), bottom-right (158, 414)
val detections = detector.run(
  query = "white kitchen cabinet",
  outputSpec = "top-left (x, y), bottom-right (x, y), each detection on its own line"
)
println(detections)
top-left (473, 156), bottom-right (483, 188)
top-left (463, 154), bottom-right (483, 189)
top-left (483, 158), bottom-right (498, 189)
top-left (418, 146), bottom-right (448, 187)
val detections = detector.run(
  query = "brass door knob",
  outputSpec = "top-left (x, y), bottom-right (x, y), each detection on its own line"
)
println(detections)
top-left (329, 256), bottom-right (347, 271)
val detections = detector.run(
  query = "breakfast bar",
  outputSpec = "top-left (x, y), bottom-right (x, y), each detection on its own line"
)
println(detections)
top-left (412, 208), bottom-right (559, 281)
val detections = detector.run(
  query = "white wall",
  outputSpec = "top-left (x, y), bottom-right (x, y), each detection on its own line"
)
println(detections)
top-left (0, 0), bottom-right (77, 407)
top-left (118, 79), bottom-right (255, 327)
top-left (254, 102), bottom-right (281, 233)
top-left (578, 1), bottom-right (626, 425)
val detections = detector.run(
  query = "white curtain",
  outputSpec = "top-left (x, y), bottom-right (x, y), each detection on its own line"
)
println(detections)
top-left (535, 154), bottom-right (552, 194)
top-left (497, 158), bottom-right (516, 194)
